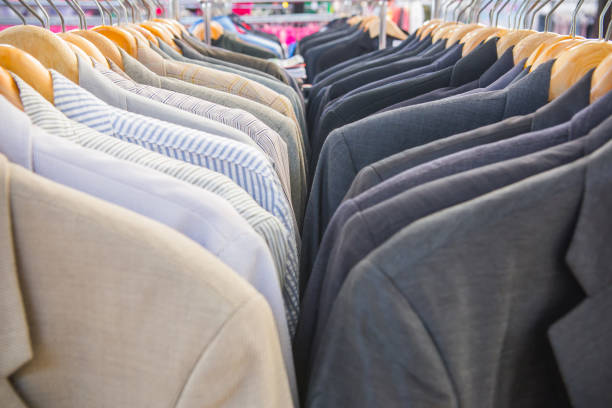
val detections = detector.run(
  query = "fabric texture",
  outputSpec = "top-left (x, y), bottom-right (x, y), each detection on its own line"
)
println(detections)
top-left (116, 48), bottom-right (308, 226)
top-left (300, 60), bottom-right (555, 290)
top-left (12, 74), bottom-right (300, 340)
top-left (94, 58), bottom-right (296, 214)
top-left (297, 87), bottom-right (612, 396)
top-left (306, 117), bottom-right (612, 408)
top-left (0, 95), bottom-right (299, 403)
top-left (0, 150), bottom-right (293, 408)
top-left (135, 43), bottom-right (300, 130)
top-left (346, 67), bottom-right (593, 198)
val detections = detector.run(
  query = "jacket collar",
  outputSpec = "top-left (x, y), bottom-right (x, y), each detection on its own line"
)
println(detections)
top-left (479, 45), bottom-right (515, 87)
top-left (77, 55), bottom-right (130, 112)
top-left (503, 59), bottom-right (554, 117)
top-left (531, 69), bottom-right (593, 131)
top-left (0, 148), bottom-right (32, 405)
top-left (568, 83), bottom-right (612, 142)
top-left (449, 38), bottom-right (498, 87)
top-left (119, 48), bottom-right (163, 87)
top-left (549, 125), bottom-right (612, 408)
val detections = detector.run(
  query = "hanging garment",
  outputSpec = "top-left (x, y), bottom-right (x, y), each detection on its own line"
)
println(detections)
top-left (213, 32), bottom-right (278, 59)
top-left (346, 68), bottom-right (594, 198)
top-left (95, 60), bottom-right (306, 221)
top-left (182, 34), bottom-right (293, 85)
top-left (113, 48), bottom-right (308, 220)
top-left (306, 117), bottom-right (612, 408)
top-left (301, 60), bottom-right (555, 289)
top-left (155, 40), bottom-right (309, 147)
top-left (74, 54), bottom-right (261, 151)
top-left (11, 75), bottom-right (300, 342)
top-left (134, 43), bottom-right (301, 130)
top-left (0, 150), bottom-right (293, 408)
top-left (296, 75), bottom-right (612, 393)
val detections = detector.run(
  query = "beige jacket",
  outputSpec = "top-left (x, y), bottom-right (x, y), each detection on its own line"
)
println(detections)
top-left (0, 154), bottom-right (292, 408)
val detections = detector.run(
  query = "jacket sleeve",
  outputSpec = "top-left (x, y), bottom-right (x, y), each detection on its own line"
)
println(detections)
top-left (306, 260), bottom-right (457, 408)
top-left (175, 294), bottom-right (294, 408)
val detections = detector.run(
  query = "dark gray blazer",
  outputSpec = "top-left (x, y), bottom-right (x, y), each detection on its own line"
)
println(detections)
top-left (310, 39), bottom-right (499, 169)
top-left (306, 36), bottom-right (431, 133)
top-left (377, 48), bottom-right (520, 114)
top-left (307, 41), bottom-right (449, 136)
top-left (306, 117), bottom-right (612, 408)
top-left (300, 60), bottom-right (554, 291)
top-left (296, 89), bottom-right (612, 397)
top-left (346, 68), bottom-right (593, 199)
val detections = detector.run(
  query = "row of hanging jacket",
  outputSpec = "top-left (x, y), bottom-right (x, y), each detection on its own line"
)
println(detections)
top-left (0, 3), bottom-right (310, 406)
top-left (296, 0), bottom-right (612, 407)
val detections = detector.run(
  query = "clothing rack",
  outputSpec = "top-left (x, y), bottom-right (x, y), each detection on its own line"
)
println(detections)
top-left (169, 0), bottom-right (391, 48)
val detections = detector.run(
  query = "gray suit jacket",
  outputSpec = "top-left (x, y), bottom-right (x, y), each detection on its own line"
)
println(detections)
top-left (296, 97), bottom-right (612, 397)
top-left (300, 60), bottom-right (554, 290)
top-left (306, 117), bottom-right (612, 408)
top-left (346, 69), bottom-right (594, 199)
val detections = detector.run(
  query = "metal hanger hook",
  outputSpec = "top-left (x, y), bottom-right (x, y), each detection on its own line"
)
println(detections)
top-left (570, 0), bottom-right (585, 37)
top-left (45, 0), bottom-right (65, 31)
top-left (0, 0), bottom-right (27, 24)
top-left (15, 0), bottom-right (46, 26)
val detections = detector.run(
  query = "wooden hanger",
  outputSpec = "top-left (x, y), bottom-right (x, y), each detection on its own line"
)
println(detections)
top-left (548, 40), bottom-right (612, 100)
top-left (417, 19), bottom-right (443, 39)
top-left (71, 30), bottom-right (124, 69)
top-left (347, 16), bottom-right (364, 26)
top-left (210, 21), bottom-right (224, 40)
top-left (124, 24), bottom-right (159, 46)
top-left (530, 38), bottom-right (583, 70)
top-left (57, 32), bottom-right (110, 68)
top-left (367, 18), bottom-right (409, 40)
top-left (420, 21), bottom-right (445, 39)
top-left (0, 65), bottom-right (23, 111)
top-left (0, 44), bottom-right (53, 103)
top-left (192, 21), bottom-right (223, 42)
top-left (461, 27), bottom-right (506, 55)
top-left (590, 51), bottom-right (612, 102)
top-left (525, 34), bottom-right (571, 66)
top-left (445, 23), bottom-right (482, 47)
top-left (512, 32), bottom-right (559, 64)
top-left (139, 21), bottom-right (182, 52)
top-left (431, 21), bottom-right (461, 41)
top-left (0, 25), bottom-right (78, 84)
top-left (433, 23), bottom-right (462, 43)
top-left (153, 18), bottom-right (181, 37)
top-left (91, 26), bottom-right (138, 57)
top-left (496, 30), bottom-right (536, 57)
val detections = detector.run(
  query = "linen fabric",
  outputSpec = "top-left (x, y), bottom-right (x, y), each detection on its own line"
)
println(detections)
top-left (11, 74), bottom-right (301, 341)
top-left (0, 150), bottom-right (293, 408)
top-left (135, 43), bottom-right (300, 130)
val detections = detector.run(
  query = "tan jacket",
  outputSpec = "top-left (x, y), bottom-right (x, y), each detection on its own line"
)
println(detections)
top-left (0, 154), bottom-right (292, 408)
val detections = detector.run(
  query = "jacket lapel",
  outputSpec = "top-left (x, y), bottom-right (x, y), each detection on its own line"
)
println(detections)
top-left (0, 154), bottom-right (32, 407)
top-left (549, 137), bottom-right (612, 408)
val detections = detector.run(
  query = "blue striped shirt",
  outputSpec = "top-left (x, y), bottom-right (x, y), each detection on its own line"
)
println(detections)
top-left (49, 71), bottom-right (300, 328)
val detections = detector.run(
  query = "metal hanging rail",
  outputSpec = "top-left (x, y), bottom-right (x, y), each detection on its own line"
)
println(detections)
top-left (171, 0), bottom-right (392, 50)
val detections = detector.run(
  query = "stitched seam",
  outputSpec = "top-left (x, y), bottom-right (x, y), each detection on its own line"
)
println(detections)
top-left (172, 295), bottom-right (257, 408)
top-left (375, 263), bottom-right (461, 406)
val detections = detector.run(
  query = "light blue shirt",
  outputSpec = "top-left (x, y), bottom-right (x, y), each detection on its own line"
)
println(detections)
top-left (49, 70), bottom-right (299, 247)
top-left (0, 95), bottom-right (298, 403)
